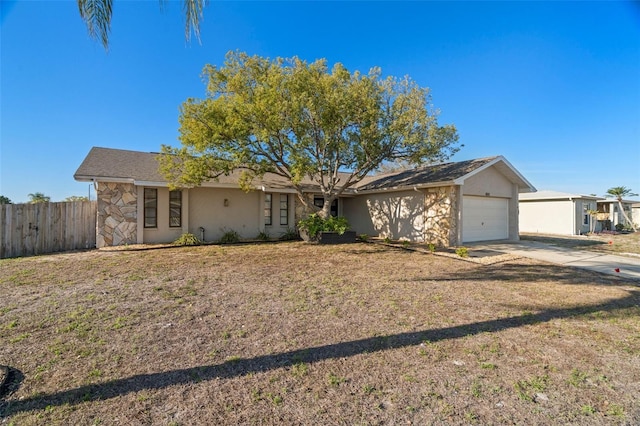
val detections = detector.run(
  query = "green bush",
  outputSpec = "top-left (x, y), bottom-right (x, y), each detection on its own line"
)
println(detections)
top-left (256, 230), bottom-right (271, 241)
top-left (279, 227), bottom-right (300, 241)
top-left (298, 214), bottom-right (350, 239)
top-left (615, 223), bottom-right (625, 232)
top-left (455, 247), bottom-right (469, 258)
top-left (219, 229), bottom-right (240, 244)
top-left (358, 234), bottom-right (369, 242)
top-left (173, 233), bottom-right (202, 246)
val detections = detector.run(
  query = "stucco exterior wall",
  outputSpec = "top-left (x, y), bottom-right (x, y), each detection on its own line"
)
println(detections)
top-left (519, 200), bottom-right (576, 235)
top-left (463, 167), bottom-right (512, 198)
top-left (96, 182), bottom-right (137, 247)
top-left (343, 190), bottom-right (425, 241)
top-left (141, 187), bottom-right (187, 244)
top-left (424, 186), bottom-right (459, 247)
top-left (262, 192), bottom-right (296, 238)
top-left (188, 187), bottom-right (262, 242)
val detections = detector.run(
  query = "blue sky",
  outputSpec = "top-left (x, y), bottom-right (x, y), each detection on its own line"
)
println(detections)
top-left (1, 1), bottom-right (639, 203)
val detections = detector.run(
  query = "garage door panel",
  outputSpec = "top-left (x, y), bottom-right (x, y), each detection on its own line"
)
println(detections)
top-left (463, 196), bottom-right (509, 242)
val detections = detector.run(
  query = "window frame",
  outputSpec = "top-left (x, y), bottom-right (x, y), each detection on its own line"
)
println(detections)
top-left (144, 188), bottom-right (158, 228)
top-left (169, 190), bottom-right (182, 228)
top-left (280, 194), bottom-right (288, 226)
top-left (313, 196), bottom-right (338, 217)
top-left (264, 194), bottom-right (272, 226)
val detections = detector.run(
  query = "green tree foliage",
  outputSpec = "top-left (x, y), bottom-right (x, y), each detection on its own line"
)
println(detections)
top-left (0, 195), bottom-right (12, 204)
top-left (77, 0), bottom-right (207, 50)
top-left (605, 186), bottom-right (638, 231)
top-left (64, 196), bottom-right (90, 202)
top-left (160, 51), bottom-right (460, 218)
top-left (28, 192), bottom-right (51, 204)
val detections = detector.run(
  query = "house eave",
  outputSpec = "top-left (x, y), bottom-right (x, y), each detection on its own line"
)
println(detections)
top-left (353, 181), bottom-right (458, 195)
top-left (453, 156), bottom-right (536, 193)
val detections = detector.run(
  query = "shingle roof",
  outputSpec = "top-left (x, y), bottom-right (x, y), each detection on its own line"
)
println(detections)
top-left (75, 147), bottom-right (534, 193)
top-left (74, 147), bottom-right (167, 182)
top-left (357, 157), bottom-right (499, 191)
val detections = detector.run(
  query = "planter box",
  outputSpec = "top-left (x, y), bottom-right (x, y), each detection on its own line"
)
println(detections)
top-left (317, 231), bottom-right (357, 244)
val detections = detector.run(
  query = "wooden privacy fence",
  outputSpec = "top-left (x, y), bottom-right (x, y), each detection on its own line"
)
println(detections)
top-left (0, 201), bottom-right (97, 259)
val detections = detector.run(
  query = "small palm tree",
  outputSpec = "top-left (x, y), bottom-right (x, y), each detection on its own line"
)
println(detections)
top-left (77, 0), bottom-right (208, 50)
top-left (587, 209), bottom-right (599, 234)
top-left (64, 196), bottom-right (89, 202)
top-left (28, 192), bottom-right (51, 204)
top-left (605, 186), bottom-right (638, 232)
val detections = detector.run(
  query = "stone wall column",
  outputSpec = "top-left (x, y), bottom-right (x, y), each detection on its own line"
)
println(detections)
top-left (423, 186), bottom-right (459, 247)
top-left (96, 182), bottom-right (138, 247)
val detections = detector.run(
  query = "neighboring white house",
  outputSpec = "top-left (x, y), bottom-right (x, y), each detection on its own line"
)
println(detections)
top-left (596, 199), bottom-right (638, 231)
top-left (633, 203), bottom-right (640, 228)
top-left (519, 191), bottom-right (602, 236)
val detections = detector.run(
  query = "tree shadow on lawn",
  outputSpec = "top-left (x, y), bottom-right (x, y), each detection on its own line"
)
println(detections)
top-left (2, 290), bottom-right (638, 417)
top-left (412, 261), bottom-right (639, 285)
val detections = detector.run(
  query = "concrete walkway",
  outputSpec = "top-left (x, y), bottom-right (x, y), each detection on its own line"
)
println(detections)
top-left (470, 240), bottom-right (640, 281)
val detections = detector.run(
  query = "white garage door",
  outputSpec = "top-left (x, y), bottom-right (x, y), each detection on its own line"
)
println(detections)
top-left (462, 196), bottom-right (509, 242)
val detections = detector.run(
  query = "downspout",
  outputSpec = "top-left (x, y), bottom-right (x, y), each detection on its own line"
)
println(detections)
top-left (569, 197), bottom-right (576, 235)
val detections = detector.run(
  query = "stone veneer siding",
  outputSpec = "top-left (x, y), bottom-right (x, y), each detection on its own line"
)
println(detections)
top-left (294, 193), bottom-right (316, 225)
top-left (96, 182), bottom-right (137, 247)
top-left (423, 186), bottom-right (459, 247)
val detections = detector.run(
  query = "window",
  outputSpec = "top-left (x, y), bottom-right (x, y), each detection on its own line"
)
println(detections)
top-left (280, 194), bottom-right (288, 225)
top-left (144, 188), bottom-right (157, 228)
top-left (264, 194), bottom-right (272, 225)
top-left (169, 190), bottom-right (182, 227)
top-left (314, 196), bottom-right (338, 217)
top-left (583, 205), bottom-right (589, 226)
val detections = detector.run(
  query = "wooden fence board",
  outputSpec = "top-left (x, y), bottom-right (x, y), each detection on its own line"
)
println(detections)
top-left (0, 201), bottom-right (97, 258)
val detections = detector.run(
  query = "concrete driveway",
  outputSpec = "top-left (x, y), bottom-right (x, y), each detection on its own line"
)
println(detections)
top-left (470, 240), bottom-right (640, 281)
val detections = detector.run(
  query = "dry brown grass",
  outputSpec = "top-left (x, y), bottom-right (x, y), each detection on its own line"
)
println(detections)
top-left (1, 242), bottom-right (639, 425)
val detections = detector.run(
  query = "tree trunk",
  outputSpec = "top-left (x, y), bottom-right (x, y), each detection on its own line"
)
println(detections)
top-left (319, 199), bottom-right (333, 220)
top-left (617, 200), bottom-right (637, 232)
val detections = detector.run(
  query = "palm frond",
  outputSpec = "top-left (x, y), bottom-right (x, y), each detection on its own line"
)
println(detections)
top-left (183, 0), bottom-right (207, 43)
top-left (77, 0), bottom-right (113, 50)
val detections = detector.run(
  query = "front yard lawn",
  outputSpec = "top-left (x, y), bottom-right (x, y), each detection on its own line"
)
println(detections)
top-left (1, 242), bottom-right (639, 424)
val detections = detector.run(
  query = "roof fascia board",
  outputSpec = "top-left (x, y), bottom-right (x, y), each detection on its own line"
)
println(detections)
top-left (452, 156), bottom-right (536, 192)
top-left (74, 176), bottom-right (135, 184)
top-left (353, 181), bottom-right (457, 195)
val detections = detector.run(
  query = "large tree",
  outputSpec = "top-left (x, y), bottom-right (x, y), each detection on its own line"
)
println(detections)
top-left (605, 186), bottom-right (638, 231)
top-left (0, 195), bottom-right (12, 204)
top-left (160, 51), bottom-right (460, 219)
top-left (77, 0), bottom-right (207, 49)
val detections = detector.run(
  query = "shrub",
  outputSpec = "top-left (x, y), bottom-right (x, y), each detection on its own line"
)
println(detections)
top-left (256, 230), bottom-right (270, 241)
top-left (358, 234), bottom-right (369, 242)
top-left (455, 247), bottom-right (468, 258)
top-left (279, 227), bottom-right (300, 241)
top-left (615, 223), bottom-right (624, 232)
top-left (173, 233), bottom-right (202, 246)
top-left (219, 229), bottom-right (240, 244)
top-left (427, 243), bottom-right (436, 253)
top-left (298, 214), bottom-right (350, 240)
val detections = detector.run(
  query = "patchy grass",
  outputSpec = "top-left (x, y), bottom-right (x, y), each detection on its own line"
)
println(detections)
top-left (1, 242), bottom-right (639, 424)
top-left (521, 232), bottom-right (640, 256)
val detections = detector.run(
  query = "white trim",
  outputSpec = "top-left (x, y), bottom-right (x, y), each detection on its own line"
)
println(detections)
top-left (453, 156), bottom-right (536, 193)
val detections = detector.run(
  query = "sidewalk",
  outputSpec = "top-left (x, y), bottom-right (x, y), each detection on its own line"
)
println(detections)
top-left (472, 240), bottom-right (640, 281)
